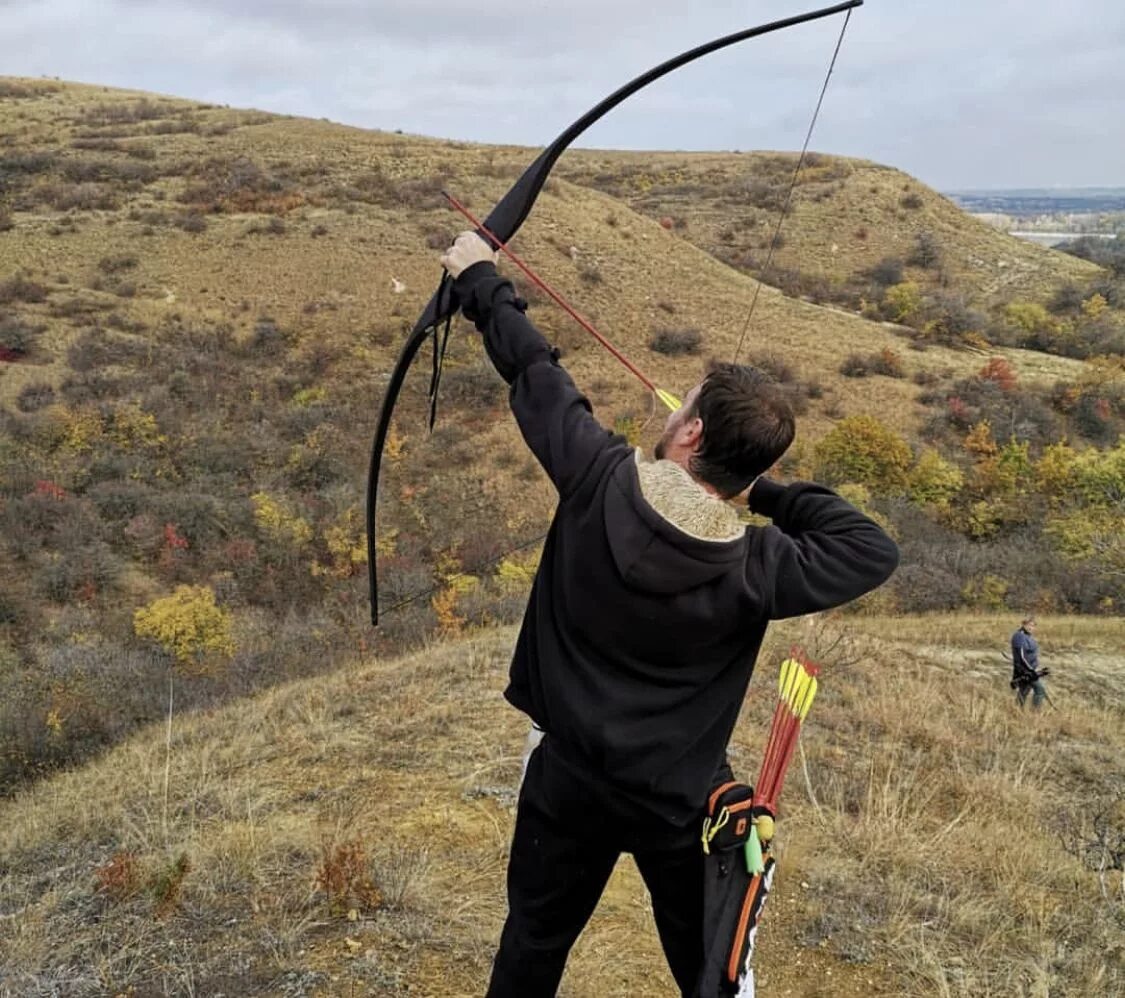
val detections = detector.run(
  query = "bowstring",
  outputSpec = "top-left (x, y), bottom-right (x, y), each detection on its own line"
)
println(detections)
top-left (733, 7), bottom-right (854, 363)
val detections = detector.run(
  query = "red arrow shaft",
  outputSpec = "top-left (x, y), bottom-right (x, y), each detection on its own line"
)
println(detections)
top-left (442, 191), bottom-right (659, 395)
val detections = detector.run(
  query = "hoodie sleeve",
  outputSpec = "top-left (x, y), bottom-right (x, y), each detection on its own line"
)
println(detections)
top-left (453, 261), bottom-right (617, 498)
top-left (746, 478), bottom-right (899, 619)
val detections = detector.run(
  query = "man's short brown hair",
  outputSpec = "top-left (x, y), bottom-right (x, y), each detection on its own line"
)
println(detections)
top-left (688, 362), bottom-right (796, 497)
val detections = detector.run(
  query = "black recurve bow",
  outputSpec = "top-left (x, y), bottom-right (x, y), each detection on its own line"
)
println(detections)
top-left (366, 0), bottom-right (863, 624)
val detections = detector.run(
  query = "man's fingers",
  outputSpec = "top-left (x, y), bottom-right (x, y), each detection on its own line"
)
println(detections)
top-left (440, 230), bottom-right (498, 277)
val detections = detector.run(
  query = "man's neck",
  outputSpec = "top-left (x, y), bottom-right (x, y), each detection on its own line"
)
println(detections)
top-left (668, 455), bottom-right (722, 498)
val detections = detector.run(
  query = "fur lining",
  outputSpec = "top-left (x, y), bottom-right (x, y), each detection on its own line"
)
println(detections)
top-left (635, 452), bottom-right (744, 542)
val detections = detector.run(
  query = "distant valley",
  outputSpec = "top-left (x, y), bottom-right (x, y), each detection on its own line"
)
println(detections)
top-left (946, 187), bottom-right (1125, 247)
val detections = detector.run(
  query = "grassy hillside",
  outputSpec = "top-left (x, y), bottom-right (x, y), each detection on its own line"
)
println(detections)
top-left (0, 78), bottom-right (1093, 427)
top-left (0, 78), bottom-right (1121, 798)
top-left (555, 150), bottom-right (1103, 309)
top-left (1, 614), bottom-right (1121, 996)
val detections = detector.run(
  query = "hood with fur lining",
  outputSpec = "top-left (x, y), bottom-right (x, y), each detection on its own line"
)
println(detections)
top-left (602, 451), bottom-right (748, 595)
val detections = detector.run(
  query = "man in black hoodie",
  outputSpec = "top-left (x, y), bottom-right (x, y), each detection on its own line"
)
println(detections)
top-left (440, 232), bottom-right (899, 997)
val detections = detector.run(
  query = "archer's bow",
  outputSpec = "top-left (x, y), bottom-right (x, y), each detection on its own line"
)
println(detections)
top-left (366, 0), bottom-right (864, 625)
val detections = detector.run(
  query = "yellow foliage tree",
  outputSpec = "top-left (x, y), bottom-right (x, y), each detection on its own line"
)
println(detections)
top-left (882, 281), bottom-right (922, 323)
top-left (108, 402), bottom-right (164, 449)
top-left (1045, 509), bottom-right (1124, 582)
top-left (1070, 438), bottom-right (1125, 507)
top-left (813, 415), bottom-right (913, 495)
top-left (963, 420), bottom-right (997, 460)
top-left (962, 574), bottom-right (1009, 610)
top-left (312, 507), bottom-right (368, 578)
top-left (1081, 293), bottom-right (1107, 321)
top-left (908, 448), bottom-right (963, 506)
top-left (1035, 441), bottom-right (1078, 500)
top-left (1004, 301), bottom-right (1056, 335)
top-left (994, 438), bottom-right (1033, 494)
top-left (495, 549), bottom-right (542, 590)
top-left (252, 492), bottom-right (313, 547)
top-left (61, 406), bottom-right (105, 453)
top-left (134, 585), bottom-right (235, 670)
top-left (432, 587), bottom-right (468, 635)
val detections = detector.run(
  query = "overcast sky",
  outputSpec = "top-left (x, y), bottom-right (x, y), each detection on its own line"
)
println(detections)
top-left (4, 0), bottom-right (1122, 190)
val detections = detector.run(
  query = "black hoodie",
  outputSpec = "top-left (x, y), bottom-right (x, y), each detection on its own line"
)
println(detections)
top-left (455, 261), bottom-right (899, 826)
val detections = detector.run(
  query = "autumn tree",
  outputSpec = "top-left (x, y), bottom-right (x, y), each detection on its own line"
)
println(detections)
top-left (813, 415), bottom-right (913, 495)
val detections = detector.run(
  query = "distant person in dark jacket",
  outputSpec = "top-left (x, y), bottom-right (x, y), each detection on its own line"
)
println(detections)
top-left (1011, 615), bottom-right (1047, 709)
top-left (440, 232), bottom-right (900, 998)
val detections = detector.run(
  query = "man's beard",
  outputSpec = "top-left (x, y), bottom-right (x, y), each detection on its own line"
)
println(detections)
top-left (654, 428), bottom-right (672, 460)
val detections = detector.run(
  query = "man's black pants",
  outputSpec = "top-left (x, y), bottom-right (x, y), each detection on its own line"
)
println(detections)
top-left (486, 738), bottom-right (703, 997)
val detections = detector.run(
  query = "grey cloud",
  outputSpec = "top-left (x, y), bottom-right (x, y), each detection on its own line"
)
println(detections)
top-left (3, 0), bottom-right (1122, 188)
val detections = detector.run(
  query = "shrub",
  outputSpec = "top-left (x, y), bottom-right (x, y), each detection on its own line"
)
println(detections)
top-left (813, 414), bottom-right (913, 494)
top-left (839, 353), bottom-right (870, 378)
top-left (865, 256), bottom-right (904, 288)
top-left (889, 563), bottom-right (963, 612)
top-left (40, 543), bottom-right (120, 602)
top-left (0, 314), bottom-right (45, 357)
top-left (316, 839), bottom-right (382, 914)
top-left (147, 852), bottom-right (192, 917)
top-left (133, 585), bottom-right (235, 670)
top-left (250, 316), bottom-right (286, 353)
top-left (1004, 301), bottom-right (1056, 337)
top-left (43, 182), bottom-right (120, 212)
top-left (922, 292), bottom-right (987, 345)
top-left (1072, 394), bottom-right (1118, 444)
top-left (0, 151), bottom-right (57, 175)
top-left (97, 253), bottom-right (138, 275)
top-left (1049, 282), bottom-right (1085, 314)
top-left (67, 327), bottom-right (118, 371)
top-left (978, 356), bottom-right (1018, 392)
top-left (882, 281), bottom-right (922, 323)
top-left (745, 351), bottom-right (796, 384)
top-left (870, 348), bottom-right (905, 378)
top-left (94, 851), bottom-right (141, 902)
top-left (743, 179), bottom-right (788, 211)
top-left (908, 448), bottom-right (963, 506)
top-left (175, 212), bottom-right (207, 233)
top-left (0, 275), bottom-right (47, 304)
top-left (649, 328), bottom-right (702, 356)
top-left (908, 230), bottom-right (942, 268)
top-left (16, 381), bottom-right (55, 412)
top-left (900, 191), bottom-right (924, 209)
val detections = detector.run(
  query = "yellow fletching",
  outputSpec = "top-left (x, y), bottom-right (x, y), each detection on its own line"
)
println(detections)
top-left (656, 388), bottom-right (681, 412)
top-left (797, 674), bottom-right (818, 720)
top-left (779, 658), bottom-right (799, 702)
top-left (792, 673), bottom-right (811, 713)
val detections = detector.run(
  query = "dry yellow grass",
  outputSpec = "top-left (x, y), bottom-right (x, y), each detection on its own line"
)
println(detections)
top-left (1, 614), bottom-right (1121, 996)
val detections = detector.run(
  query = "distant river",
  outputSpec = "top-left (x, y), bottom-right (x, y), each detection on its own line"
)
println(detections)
top-left (1009, 231), bottom-right (1119, 247)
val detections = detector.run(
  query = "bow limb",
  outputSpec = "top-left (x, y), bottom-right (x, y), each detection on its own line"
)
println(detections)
top-left (365, 278), bottom-right (456, 624)
top-left (367, 0), bottom-right (864, 624)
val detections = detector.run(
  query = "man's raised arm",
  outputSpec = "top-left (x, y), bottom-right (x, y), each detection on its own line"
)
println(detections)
top-left (746, 477), bottom-right (899, 619)
top-left (443, 233), bottom-right (617, 498)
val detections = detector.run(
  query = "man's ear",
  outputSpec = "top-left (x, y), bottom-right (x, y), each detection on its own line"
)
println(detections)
top-left (682, 416), bottom-right (704, 449)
